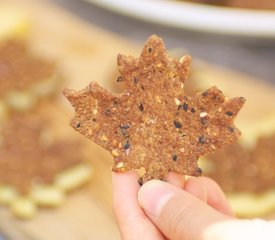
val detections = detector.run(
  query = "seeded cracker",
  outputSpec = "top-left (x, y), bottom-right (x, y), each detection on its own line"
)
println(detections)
top-left (64, 35), bottom-right (245, 183)
top-left (0, 112), bottom-right (84, 193)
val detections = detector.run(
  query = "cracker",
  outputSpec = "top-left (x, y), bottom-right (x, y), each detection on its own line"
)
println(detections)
top-left (0, 41), bottom-right (59, 111)
top-left (0, 163), bottom-right (92, 219)
top-left (0, 111), bottom-right (92, 218)
top-left (205, 134), bottom-right (275, 194)
top-left (0, 38), bottom-right (91, 218)
top-left (0, 41), bottom-right (54, 95)
top-left (0, 112), bottom-right (87, 193)
top-left (64, 35), bottom-right (245, 183)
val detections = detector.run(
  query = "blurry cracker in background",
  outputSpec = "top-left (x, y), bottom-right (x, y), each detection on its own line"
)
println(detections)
top-left (0, 107), bottom-right (93, 219)
top-left (0, 8), bottom-right (93, 219)
top-left (190, 60), bottom-right (275, 218)
top-left (0, 7), bottom-right (30, 119)
top-left (0, 41), bottom-right (60, 113)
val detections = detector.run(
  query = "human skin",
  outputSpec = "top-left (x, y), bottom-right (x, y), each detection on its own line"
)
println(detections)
top-left (112, 171), bottom-right (234, 240)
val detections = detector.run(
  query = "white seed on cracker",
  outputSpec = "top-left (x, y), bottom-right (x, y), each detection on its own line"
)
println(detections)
top-left (155, 95), bottom-right (161, 103)
top-left (210, 144), bottom-right (216, 150)
top-left (157, 63), bottom-right (162, 68)
top-left (112, 149), bottom-right (119, 156)
top-left (112, 139), bottom-right (118, 147)
top-left (179, 56), bottom-right (187, 64)
top-left (179, 147), bottom-right (185, 153)
top-left (118, 142), bottom-right (123, 148)
top-left (169, 71), bottom-right (175, 78)
top-left (101, 135), bottom-right (108, 142)
top-left (199, 112), bottom-right (208, 118)
top-left (116, 162), bottom-right (124, 169)
top-left (88, 129), bottom-right (93, 136)
top-left (93, 109), bottom-right (98, 115)
top-left (174, 98), bottom-right (181, 106)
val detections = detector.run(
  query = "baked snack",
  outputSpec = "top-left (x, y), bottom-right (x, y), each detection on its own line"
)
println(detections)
top-left (0, 113), bottom-right (86, 194)
top-left (0, 106), bottom-right (92, 219)
top-left (0, 41), bottom-right (60, 113)
top-left (64, 35), bottom-right (245, 183)
top-left (0, 37), bottom-right (91, 219)
top-left (188, 61), bottom-right (275, 217)
top-left (200, 115), bottom-right (275, 217)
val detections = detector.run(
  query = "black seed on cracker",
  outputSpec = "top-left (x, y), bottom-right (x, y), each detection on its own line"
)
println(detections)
top-left (174, 120), bottom-right (182, 128)
top-left (196, 168), bottom-right (203, 174)
top-left (199, 135), bottom-right (206, 144)
top-left (172, 155), bottom-right (178, 161)
top-left (123, 140), bottom-right (130, 150)
top-left (121, 124), bottom-right (130, 129)
top-left (76, 122), bottom-right (81, 128)
top-left (139, 103), bottom-right (144, 112)
top-left (200, 118), bottom-right (208, 125)
top-left (120, 124), bottom-right (130, 136)
top-left (183, 102), bottom-right (188, 111)
top-left (104, 109), bottom-right (111, 116)
top-left (138, 178), bottom-right (143, 186)
top-left (228, 127), bottom-right (235, 133)
top-left (117, 76), bottom-right (123, 82)
top-left (226, 111), bottom-right (234, 116)
top-left (202, 90), bottom-right (209, 97)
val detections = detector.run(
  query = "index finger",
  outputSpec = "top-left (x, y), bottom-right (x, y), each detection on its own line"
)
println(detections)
top-left (112, 170), bottom-right (164, 240)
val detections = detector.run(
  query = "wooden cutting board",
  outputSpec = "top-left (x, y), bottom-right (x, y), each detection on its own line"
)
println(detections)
top-left (0, 0), bottom-right (275, 239)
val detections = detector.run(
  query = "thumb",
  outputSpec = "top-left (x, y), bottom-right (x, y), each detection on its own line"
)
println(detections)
top-left (138, 180), bottom-right (233, 240)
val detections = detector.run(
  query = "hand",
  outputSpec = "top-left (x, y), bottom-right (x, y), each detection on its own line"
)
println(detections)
top-left (112, 171), bottom-right (234, 240)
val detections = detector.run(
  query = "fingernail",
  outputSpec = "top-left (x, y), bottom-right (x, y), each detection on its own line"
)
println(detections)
top-left (138, 180), bottom-right (174, 217)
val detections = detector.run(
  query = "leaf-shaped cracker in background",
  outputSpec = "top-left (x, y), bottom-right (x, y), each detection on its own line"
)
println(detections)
top-left (64, 35), bottom-right (245, 183)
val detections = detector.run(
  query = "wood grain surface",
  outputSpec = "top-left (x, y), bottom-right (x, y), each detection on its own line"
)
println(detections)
top-left (0, 0), bottom-right (274, 239)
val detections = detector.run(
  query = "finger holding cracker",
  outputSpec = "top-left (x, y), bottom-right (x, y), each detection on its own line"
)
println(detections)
top-left (64, 35), bottom-right (245, 184)
top-left (112, 171), bottom-right (164, 240)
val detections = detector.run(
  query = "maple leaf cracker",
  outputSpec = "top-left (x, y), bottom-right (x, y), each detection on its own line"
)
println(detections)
top-left (64, 35), bottom-right (245, 183)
